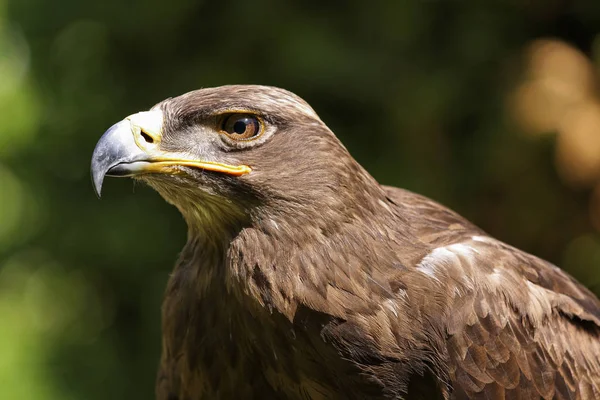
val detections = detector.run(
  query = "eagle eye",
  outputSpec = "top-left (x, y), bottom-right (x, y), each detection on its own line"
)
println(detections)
top-left (220, 113), bottom-right (263, 141)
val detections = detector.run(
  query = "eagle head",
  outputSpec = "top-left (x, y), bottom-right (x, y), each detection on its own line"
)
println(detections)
top-left (91, 85), bottom-right (376, 236)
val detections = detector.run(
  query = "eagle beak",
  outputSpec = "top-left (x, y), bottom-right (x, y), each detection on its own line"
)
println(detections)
top-left (90, 110), bottom-right (252, 197)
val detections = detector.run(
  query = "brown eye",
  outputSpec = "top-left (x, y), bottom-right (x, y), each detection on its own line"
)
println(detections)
top-left (220, 114), bottom-right (263, 140)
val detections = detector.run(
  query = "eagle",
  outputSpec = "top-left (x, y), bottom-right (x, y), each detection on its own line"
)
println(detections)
top-left (91, 85), bottom-right (600, 399)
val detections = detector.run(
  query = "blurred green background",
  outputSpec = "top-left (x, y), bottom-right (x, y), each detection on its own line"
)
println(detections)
top-left (1, 1), bottom-right (600, 398)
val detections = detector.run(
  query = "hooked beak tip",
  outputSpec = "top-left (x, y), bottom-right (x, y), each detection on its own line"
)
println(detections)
top-left (91, 167), bottom-right (104, 198)
top-left (90, 118), bottom-right (147, 198)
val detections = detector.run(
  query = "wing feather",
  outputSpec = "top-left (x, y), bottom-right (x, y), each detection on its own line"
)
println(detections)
top-left (384, 186), bottom-right (600, 399)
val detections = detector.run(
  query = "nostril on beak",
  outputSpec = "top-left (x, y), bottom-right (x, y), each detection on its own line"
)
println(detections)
top-left (126, 110), bottom-right (163, 146)
top-left (140, 130), bottom-right (154, 144)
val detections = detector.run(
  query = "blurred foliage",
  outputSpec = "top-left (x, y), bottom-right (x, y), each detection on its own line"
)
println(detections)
top-left (1, 0), bottom-right (600, 398)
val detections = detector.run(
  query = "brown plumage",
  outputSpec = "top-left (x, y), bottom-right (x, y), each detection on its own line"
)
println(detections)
top-left (91, 85), bottom-right (600, 399)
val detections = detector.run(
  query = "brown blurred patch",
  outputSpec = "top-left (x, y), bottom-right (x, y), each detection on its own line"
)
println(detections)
top-left (556, 101), bottom-right (600, 186)
top-left (510, 38), bottom-right (600, 229)
top-left (511, 39), bottom-right (597, 136)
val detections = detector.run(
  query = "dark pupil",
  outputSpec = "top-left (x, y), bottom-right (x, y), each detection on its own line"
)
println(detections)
top-left (233, 119), bottom-right (248, 134)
